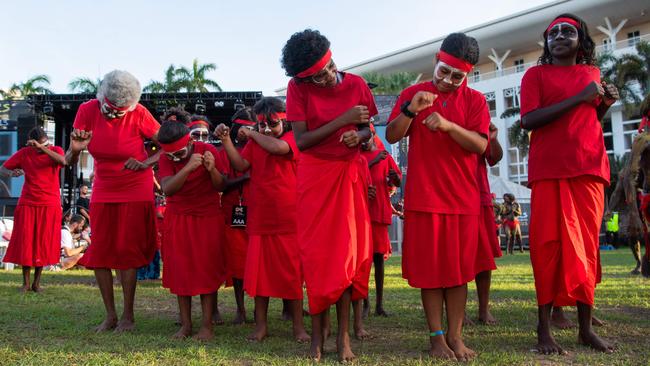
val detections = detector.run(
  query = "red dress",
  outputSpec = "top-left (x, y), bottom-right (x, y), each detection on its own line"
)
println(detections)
top-left (2, 146), bottom-right (64, 267)
top-left (73, 99), bottom-right (160, 270)
top-left (388, 81), bottom-right (490, 289)
top-left (361, 149), bottom-right (401, 258)
top-left (521, 64), bottom-right (609, 306)
top-left (219, 145), bottom-right (250, 281)
top-left (158, 142), bottom-right (228, 296)
top-left (239, 132), bottom-right (302, 299)
top-left (474, 153), bottom-right (502, 275)
top-left (287, 72), bottom-right (376, 314)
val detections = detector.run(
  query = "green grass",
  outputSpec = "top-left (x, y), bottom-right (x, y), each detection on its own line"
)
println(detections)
top-left (0, 251), bottom-right (648, 365)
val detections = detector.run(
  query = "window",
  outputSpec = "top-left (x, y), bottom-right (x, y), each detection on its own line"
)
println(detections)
top-left (514, 59), bottom-right (525, 73)
top-left (603, 38), bottom-right (612, 51)
top-left (503, 87), bottom-right (520, 109)
top-left (472, 70), bottom-right (480, 82)
top-left (484, 92), bottom-right (496, 117)
top-left (627, 30), bottom-right (640, 47)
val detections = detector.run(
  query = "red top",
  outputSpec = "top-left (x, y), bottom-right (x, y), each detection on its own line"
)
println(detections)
top-left (520, 64), bottom-right (609, 185)
top-left (3, 146), bottom-right (64, 206)
top-left (73, 99), bottom-right (160, 203)
top-left (219, 145), bottom-right (251, 222)
top-left (388, 81), bottom-right (490, 215)
top-left (240, 131), bottom-right (299, 235)
top-left (286, 72), bottom-right (378, 161)
top-left (157, 142), bottom-right (227, 216)
top-left (361, 149), bottom-right (401, 224)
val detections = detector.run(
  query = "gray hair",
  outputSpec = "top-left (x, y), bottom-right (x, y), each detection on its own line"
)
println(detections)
top-left (96, 70), bottom-right (142, 111)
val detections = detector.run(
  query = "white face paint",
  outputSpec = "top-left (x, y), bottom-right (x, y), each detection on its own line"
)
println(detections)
top-left (190, 127), bottom-right (210, 142)
top-left (434, 61), bottom-right (468, 87)
top-left (546, 22), bottom-right (578, 42)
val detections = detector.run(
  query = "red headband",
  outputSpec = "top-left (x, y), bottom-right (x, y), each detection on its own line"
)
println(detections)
top-left (160, 134), bottom-right (191, 153)
top-left (437, 51), bottom-right (473, 73)
top-left (233, 119), bottom-right (257, 126)
top-left (103, 97), bottom-right (130, 112)
top-left (296, 49), bottom-right (332, 78)
top-left (256, 112), bottom-right (287, 123)
top-left (186, 120), bottom-right (209, 129)
top-left (546, 17), bottom-right (581, 33)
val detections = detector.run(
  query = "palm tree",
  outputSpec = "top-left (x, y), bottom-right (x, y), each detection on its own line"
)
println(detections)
top-left (8, 75), bottom-right (53, 98)
top-left (143, 65), bottom-right (184, 93)
top-left (68, 77), bottom-right (101, 94)
top-left (501, 106), bottom-right (530, 157)
top-left (362, 72), bottom-right (419, 95)
top-left (598, 41), bottom-right (650, 108)
top-left (176, 59), bottom-right (222, 92)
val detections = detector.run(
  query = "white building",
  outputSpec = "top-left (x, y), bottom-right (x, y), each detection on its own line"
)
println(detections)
top-left (299, 0), bottom-right (650, 185)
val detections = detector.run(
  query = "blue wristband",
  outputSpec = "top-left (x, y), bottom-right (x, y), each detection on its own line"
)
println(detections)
top-left (429, 330), bottom-right (445, 337)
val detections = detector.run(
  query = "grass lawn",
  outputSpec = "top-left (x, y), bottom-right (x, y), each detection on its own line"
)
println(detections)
top-left (0, 250), bottom-right (648, 365)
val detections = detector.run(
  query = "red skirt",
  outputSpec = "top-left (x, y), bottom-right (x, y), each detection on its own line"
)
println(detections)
top-left (402, 211), bottom-right (479, 288)
top-left (244, 233), bottom-right (303, 299)
top-left (3, 204), bottom-right (61, 267)
top-left (161, 212), bottom-right (226, 296)
top-left (371, 223), bottom-right (392, 259)
top-left (224, 225), bottom-right (248, 280)
top-left (474, 205), bottom-right (501, 274)
top-left (529, 176), bottom-right (604, 306)
top-left (297, 154), bottom-right (372, 315)
top-left (79, 201), bottom-right (157, 270)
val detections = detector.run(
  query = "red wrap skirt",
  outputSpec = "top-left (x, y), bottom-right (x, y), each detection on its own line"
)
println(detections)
top-left (474, 204), bottom-right (502, 274)
top-left (3, 204), bottom-right (61, 267)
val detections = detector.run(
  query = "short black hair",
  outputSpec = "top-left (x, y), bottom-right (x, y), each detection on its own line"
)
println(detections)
top-left (281, 29), bottom-right (331, 78)
top-left (28, 126), bottom-right (47, 141)
top-left (253, 97), bottom-right (290, 132)
top-left (538, 13), bottom-right (595, 66)
top-left (70, 214), bottom-right (85, 225)
top-left (162, 107), bottom-right (191, 124)
top-left (440, 33), bottom-right (480, 65)
top-left (231, 106), bottom-right (256, 124)
top-left (158, 121), bottom-right (189, 144)
top-left (190, 114), bottom-right (212, 128)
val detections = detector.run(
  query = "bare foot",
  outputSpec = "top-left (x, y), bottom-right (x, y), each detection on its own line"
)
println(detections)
top-left (309, 338), bottom-right (323, 362)
top-left (551, 311), bottom-right (575, 329)
top-left (463, 313), bottom-right (475, 326)
top-left (247, 324), bottom-right (268, 342)
top-left (212, 310), bottom-right (224, 326)
top-left (375, 308), bottom-right (389, 317)
top-left (478, 311), bottom-right (497, 325)
top-left (31, 285), bottom-right (43, 293)
top-left (94, 317), bottom-right (118, 333)
top-left (337, 333), bottom-right (356, 362)
top-left (193, 325), bottom-right (214, 341)
top-left (19, 285), bottom-right (31, 293)
top-left (428, 336), bottom-right (456, 360)
top-left (447, 337), bottom-right (476, 362)
top-left (591, 315), bottom-right (605, 327)
top-left (631, 267), bottom-right (641, 275)
top-left (172, 326), bottom-right (192, 339)
top-left (535, 331), bottom-right (566, 355)
top-left (294, 327), bottom-right (311, 343)
top-left (114, 318), bottom-right (135, 333)
top-left (579, 330), bottom-right (615, 353)
top-left (232, 311), bottom-right (247, 325)
top-left (354, 326), bottom-right (371, 340)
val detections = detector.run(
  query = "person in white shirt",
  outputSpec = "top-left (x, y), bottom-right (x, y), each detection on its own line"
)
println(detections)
top-left (60, 215), bottom-right (89, 270)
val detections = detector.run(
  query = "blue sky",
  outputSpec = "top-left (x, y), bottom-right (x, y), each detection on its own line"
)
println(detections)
top-left (1, 0), bottom-right (550, 95)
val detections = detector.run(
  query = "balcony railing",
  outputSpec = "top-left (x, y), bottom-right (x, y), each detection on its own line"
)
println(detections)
top-left (469, 33), bottom-right (649, 85)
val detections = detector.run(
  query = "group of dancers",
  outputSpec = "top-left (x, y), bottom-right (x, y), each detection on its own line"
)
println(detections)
top-left (0, 12), bottom-right (619, 361)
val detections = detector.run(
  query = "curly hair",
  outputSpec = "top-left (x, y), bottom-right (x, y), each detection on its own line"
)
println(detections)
top-left (440, 33), bottom-right (480, 65)
top-left (162, 107), bottom-right (191, 124)
top-left (157, 120), bottom-right (189, 144)
top-left (538, 13), bottom-right (596, 66)
top-left (281, 29), bottom-right (331, 78)
top-left (190, 114), bottom-right (212, 128)
top-left (96, 70), bottom-right (142, 111)
top-left (253, 97), bottom-right (291, 132)
top-left (28, 126), bottom-right (47, 141)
